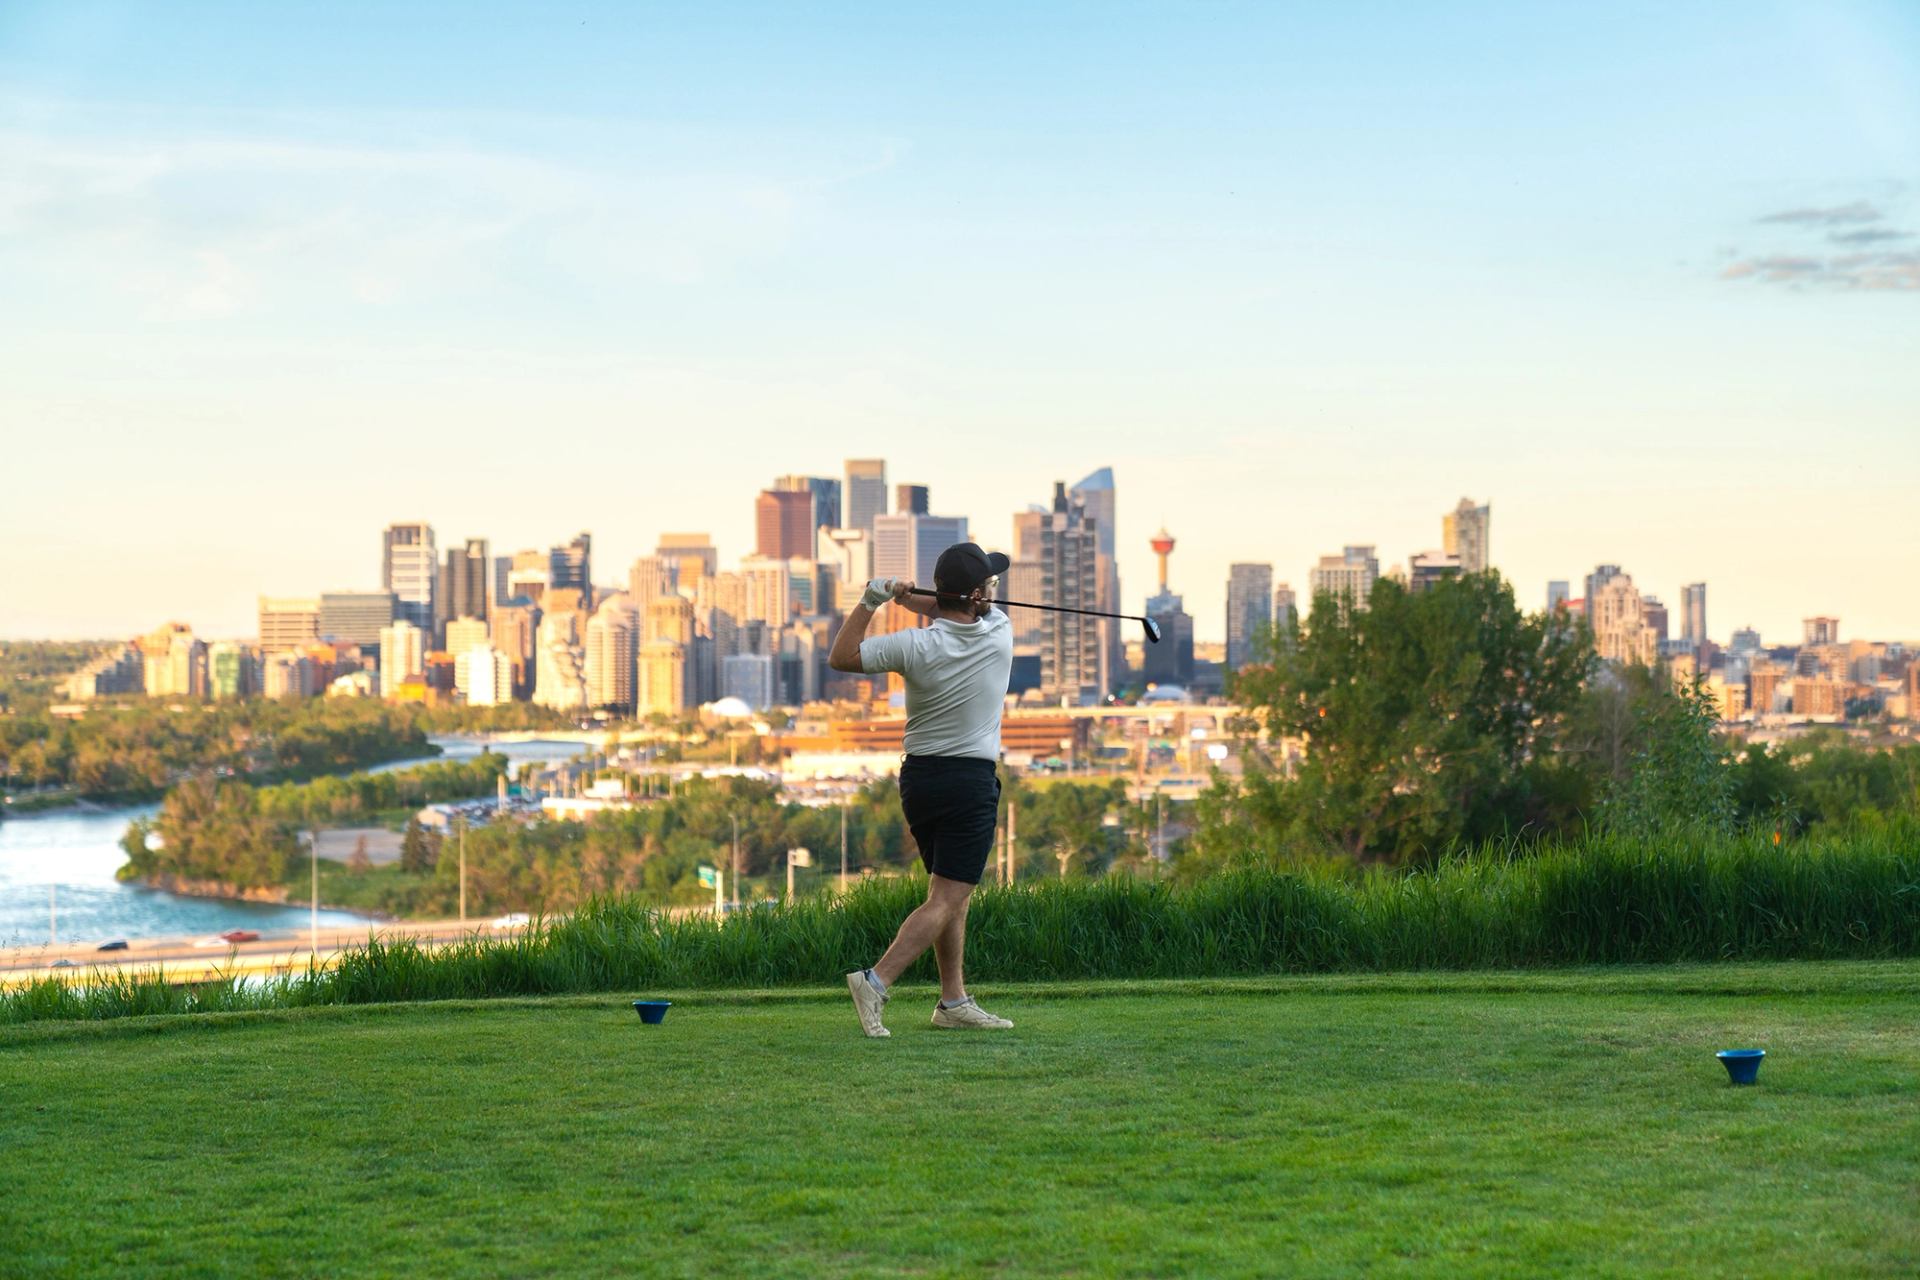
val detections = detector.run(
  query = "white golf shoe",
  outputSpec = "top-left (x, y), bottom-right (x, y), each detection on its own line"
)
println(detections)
top-left (846, 970), bottom-right (890, 1038)
top-left (930, 997), bottom-right (1013, 1030)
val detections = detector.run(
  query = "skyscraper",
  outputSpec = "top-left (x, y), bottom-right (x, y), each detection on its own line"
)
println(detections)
top-left (1039, 482), bottom-right (1103, 705)
top-left (548, 533), bottom-right (592, 600)
top-left (318, 591), bottom-right (395, 649)
top-left (1583, 565), bottom-right (1622, 623)
top-left (258, 597), bottom-right (320, 655)
top-left (1005, 508), bottom-right (1050, 649)
top-left (628, 556), bottom-right (673, 604)
top-left (506, 548), bottom-right (549, 608)
top-left (378, 619), bottom-right (424, 696)
top-left (872, 513), bottom-right (968, 586)
top-left (1273, 584), bottom-right (1298, 633)
top-left (656, 534), bottom-right (718, 591)
top-left (1803, 616), bottom-right (1839, 647)
top-left (532, 611), bottom-right (587, 711)
top-left (1143, 530), bottom-right (1194, 687)
top-left (1310, 546), bottom-right (1380, 612)
top-left (1442, 498), bottom-right (1491, 574)
top-left (381, 522), bottom-right (437, 632)
top-left (1682, 583), bottom-right (1708, 649)
top-left (775, 475), bottom-right (842, 532)
top-left (586, 600), bottom-right (637, 712)
top-left (1547, 581), bottom-right (1571, 613)
top-left (817, 527), bottom-right (872, 611)
top-left (756, 490), bottom-right (815, 560)
top-left (1592, 575), bottom-right (1658, 665)
top-left (440, 537), bottom-right (491, 632)
top-left (845, 459), bottom-right (888, 535)
top-left (1225, 563), bottom-right (1274, 671)
top-left (894, 484), bottom-right (929, 516)
top-left (1070, 467), bottom-right (1121, 688)
top-left (1641, 596), bottom-right (1670, 642)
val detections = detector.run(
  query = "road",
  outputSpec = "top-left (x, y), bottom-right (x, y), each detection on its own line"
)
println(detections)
top-left (0, 917), bottom-right (534, 988)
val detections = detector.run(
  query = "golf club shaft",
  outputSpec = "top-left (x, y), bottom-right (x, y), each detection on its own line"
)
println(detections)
top-left (907, 587), bottom-right (1147, 627)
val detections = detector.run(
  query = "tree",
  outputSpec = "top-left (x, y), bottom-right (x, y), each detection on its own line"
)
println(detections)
top-left (1219, 573), bottom-right (1591, 863)
top-left (347, 834), bottom-right (372, 873)
top-left (400, 817), bottom-right (438, 873)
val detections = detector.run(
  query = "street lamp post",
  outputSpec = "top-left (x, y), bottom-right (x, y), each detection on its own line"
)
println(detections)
top-left (787, 847), bottom-right (812, 899)
top-left (839, 800), bottom-right (848, 892)
top-left (458, 815), bottom-right (468, 925)
top-left (309, 828), bottom-right (319, 955)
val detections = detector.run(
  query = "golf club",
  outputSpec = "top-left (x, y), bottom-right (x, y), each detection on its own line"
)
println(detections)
top-left (908, 588), bottom-right (1163, 644)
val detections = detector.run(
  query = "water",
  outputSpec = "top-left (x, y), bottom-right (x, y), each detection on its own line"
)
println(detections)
top-left (0, 736), bottom-right (592, 948)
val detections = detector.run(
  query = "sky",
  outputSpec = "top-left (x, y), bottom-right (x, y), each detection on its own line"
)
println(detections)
top-left (2, 1), bottom-right (1917, 646)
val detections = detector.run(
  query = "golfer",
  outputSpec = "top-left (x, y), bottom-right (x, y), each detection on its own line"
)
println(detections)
top-left (828, 542), bottom-right (1016, 1037)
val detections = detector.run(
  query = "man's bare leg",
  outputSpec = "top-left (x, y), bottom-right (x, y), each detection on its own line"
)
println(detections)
top-left (931, 893), bottom-right (970, 1003)
top-left (872, 875), bottom-right (974, 989)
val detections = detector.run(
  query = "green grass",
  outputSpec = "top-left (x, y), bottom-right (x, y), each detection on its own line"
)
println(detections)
top-left (3, 963), bottom-right (1916, 1277)
top-left (8, 826), bottom-right (1918, 1025)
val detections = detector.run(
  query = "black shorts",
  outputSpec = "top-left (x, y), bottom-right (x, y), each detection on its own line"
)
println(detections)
top-left (898, 754), bottom-right (1000, 885)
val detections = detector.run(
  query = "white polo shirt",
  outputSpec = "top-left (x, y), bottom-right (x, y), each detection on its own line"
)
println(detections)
top-left (859, 609), bottom-right (1013, 760)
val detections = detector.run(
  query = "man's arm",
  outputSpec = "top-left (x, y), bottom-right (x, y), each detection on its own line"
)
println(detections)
top-left (829, 579), bottom-right (914, 673)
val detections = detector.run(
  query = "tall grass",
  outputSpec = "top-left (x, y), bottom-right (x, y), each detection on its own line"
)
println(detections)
top-left (7, 825), bottom-right (1917, 1024)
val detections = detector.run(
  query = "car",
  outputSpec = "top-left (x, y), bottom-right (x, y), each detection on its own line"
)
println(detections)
top-left (96, 939), bottom-right (129, 952)
top-left (489, 913), bottom-right (530, 929)
top-left (217, 929), bottom-right (260, 944)
top-left (50, 958), bottom-right (76, 968)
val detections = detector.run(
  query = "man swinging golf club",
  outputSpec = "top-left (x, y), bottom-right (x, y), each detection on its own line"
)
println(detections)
top-left (828, 541), bottom-right (1016, 1037)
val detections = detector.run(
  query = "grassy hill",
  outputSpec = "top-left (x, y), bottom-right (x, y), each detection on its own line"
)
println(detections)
top-left (4, 963), bottom-right (1917, 1277)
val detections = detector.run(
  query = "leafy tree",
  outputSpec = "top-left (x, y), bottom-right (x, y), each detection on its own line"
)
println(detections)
top-left (400, 818), bottom-right (438, 873)
top-left (1217, 573), bottom-right (1591, 863)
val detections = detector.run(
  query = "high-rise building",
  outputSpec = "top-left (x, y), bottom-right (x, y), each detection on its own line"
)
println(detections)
top-left (263, 652), bottom-right (315, 699)
top-left (644, 595), bottom-right (695, 648)
top-left (1583, 565), bottom-right (1622, 624)
top-left (65, 644), bottom-right (143, 700)
top-left (1442, 499), bottom-right (1491, 574)
top-left (138, 623), bottom-right (205, 698)
top-left (586, 601), bottom-right (637, 712)
top-left (318, 591), bottom-right (395, 649)
top-left (1642, 597), bottom-right (1670, 643)
top-left (1143, 529), bottom-right (1194, 687)
top-left (1070, 467), bottom-right (1121, 688)
top-left (1803, 616), bottom-right (1840, 647)
top-left (894, 484), bottom-right (929, 516)
top-left (775, 476), bottom-right (842, 533)
top-left (490, 601), bottom-right (539, 699)
top-left (639, 640), bottom-right (689, 716)
top-left (1408, 552), bottom-right (1462, 595)
top-left (258, 597), bottom-right (320, 655)
top-left (721, 652), bottom-right (776, 710)
top-left (818, 527), bottom-right (872, 611)
top-left (628, 556), bottom-right (674, 604)
top-left (1273, 584), bottom-right (1298, 633)
top-left (872, 513), bottom-right (969, 587)
top-left (444, 617), bottom-right (489, 658)
top-left (1005, 508), bottom-right (1050, 650)
top-left (1225, 563), bottom-right (1274, 671)
top-left (548, 533), bottom-right (592, 601)
top-left (1730, 626), bottom-right (1762, 654)
top-left (459, 645), bottom-right (514, 707)
top-left (505, 548), bottom-right (549, 608)
top-left (1682, 583), bottom-right (1708, 649)
top-left (208, 642), bottom-right (253, 699)
top-left (1547, 581), bottom-right (1571, 614)
top-left (1593, 575), bottom-right (1658, 665)
top-left (1039, 482), bottom-right (1103, 705)
top-left (737, 558), bottom-right (794, 627)
top-left (656, 534), bottom-right (717, 592)
top-left (377, 620), bottom-right (424, 696)
top-left (532, 612), bottom-right (586, 711)
top-left (756, 490), bottom-right (815, 560)
top-left (382, 523), bottom-right (437, 632)
top-left (845, 459), bottom-right (888, 536)
top-left (1310, 546), bottom-right (1380, 612)
top-left (439, 537), bottom-right (491, 632)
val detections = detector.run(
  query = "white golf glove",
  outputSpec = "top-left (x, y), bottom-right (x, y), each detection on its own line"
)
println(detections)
top-left (861, 578), bottom-right (902, 610)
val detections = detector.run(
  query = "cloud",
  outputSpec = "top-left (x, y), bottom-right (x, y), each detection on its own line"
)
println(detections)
top-left (1756, 201), bottom-right (1883, 226)
top-left (1721, 249), bottom-right (1919, 292)
top-left (1829, 227), bottom-right (1912, 245)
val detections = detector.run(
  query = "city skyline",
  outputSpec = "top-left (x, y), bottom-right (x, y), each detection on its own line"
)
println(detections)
top-left (3, 4), bottom-right (1917, 642)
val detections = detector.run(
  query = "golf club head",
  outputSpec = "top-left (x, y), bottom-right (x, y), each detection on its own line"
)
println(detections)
top-left (1142, 616), bottom-right (1163, 645)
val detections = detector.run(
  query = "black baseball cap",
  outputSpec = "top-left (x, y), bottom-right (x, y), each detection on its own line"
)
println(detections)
top-left (933, 542), bottom-right (1011, 594)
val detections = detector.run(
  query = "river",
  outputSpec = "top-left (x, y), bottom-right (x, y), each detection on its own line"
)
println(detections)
top-left (0, 736), bottom-right (592, 948)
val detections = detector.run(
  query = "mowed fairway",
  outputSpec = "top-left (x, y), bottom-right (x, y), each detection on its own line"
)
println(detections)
top-left (4, 965), bottom-right (1918, 1278)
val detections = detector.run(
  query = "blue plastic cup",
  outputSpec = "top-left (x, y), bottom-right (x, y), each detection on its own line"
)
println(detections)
top-left (633, 1000), bottom-right (672, 1025)
top-left (1716, 1049), bottom-right (1765, 1085)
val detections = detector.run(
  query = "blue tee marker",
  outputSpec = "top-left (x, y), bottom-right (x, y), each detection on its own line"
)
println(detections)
top-left (1716, 1049), bottom-right (1765, 1085)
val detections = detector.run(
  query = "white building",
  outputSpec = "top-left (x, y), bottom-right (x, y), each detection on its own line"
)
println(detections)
top-left (585, 601), bottom-right (637, 712)
top-left (378, 619), bottom-right (424, 696)
top-left (457, 644), bottom-right (514, 706)
top-left (532, 613), bottom-right (587, 711)
top-left (1310, 546), bottom-right (1379, 612)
